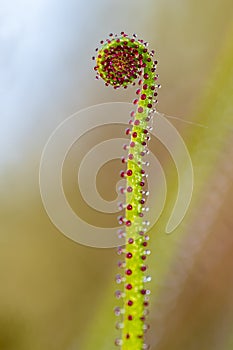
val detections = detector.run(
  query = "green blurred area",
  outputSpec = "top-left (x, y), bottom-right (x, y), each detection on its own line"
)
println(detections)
top-left (0, 1), bottom-right (233, 349)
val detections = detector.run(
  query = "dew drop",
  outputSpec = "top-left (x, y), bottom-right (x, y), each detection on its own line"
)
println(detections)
top-left (115, 338), bottom-right (123, 346)
top-left (116, 322), bottom-right (124, 330)
top-left (144, 275), bottom-right (152, 283)
top-left (117, 229), bottom-right (125, 238)
top-left (114, 306), bottom-right (121, 316)
top-left (117, 246), bottom-right (125, 255)
top-left (115, 290), bottom-right (124, 299)
top-left (118, 186), bottom-right (125, 194)
top-left (115, 274), bottom-right (124, 283)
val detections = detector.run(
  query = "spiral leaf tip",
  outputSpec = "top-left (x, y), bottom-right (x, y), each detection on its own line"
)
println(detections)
top-left (94, 32), bottom-right (158, 95)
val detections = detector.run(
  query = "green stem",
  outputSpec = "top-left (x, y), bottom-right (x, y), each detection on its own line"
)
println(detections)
top-left (122, 106), bottom-right (150, 349)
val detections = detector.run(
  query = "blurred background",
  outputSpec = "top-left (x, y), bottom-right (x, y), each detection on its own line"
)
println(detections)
top-left (0, 0), bottom-right (233, 349)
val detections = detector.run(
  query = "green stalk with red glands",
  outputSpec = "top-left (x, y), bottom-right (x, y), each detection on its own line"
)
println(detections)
top-left (93, 32), bottom-right (159, 350)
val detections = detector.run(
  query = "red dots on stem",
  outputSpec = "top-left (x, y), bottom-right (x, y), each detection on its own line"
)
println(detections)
top-left (138, 106), bottom-right (144, 113)
top-left (126, 283), bottom-right (132, 290)
top-left (125, 220), bottom-right (132, 227)
top-left (141, 94), bottom-right (147, 100)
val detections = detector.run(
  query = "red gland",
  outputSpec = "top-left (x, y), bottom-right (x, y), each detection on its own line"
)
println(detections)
top-left (127, 169), bottom-right (133, 176)
top-left (126, 269), bottom-right (132, 275)
top-left (130, 111), bottom-right (135, 117)
top-left (125, 220), bottom-right (131, 227)
top-left (128, 315), bottom-right (133, 321)
top-left (120, 171), bottom-right (125, 178)
top-left (118, 216), bottom-right (124, 225)
top-left (141, 289), bottom-right (147, 295)
top-left (141, 265), bottom-right (147, 271)
top-left (130, 141), bottom-right (135, 147)
top-left (128, 153), bottom-right (134, 160)
top-left (141, 94), bottom-right (147, 100)
top-left (126, 283), bottom-right (132, 290)
top-left (128, 238), bottom-right (134, 244)
top-left (126, 252), bottom-right (133, 259)
top-left (128, 300), bottom-right (133, 306)
top-left (126, 333), bottom-right (130, 339)
top-left (125, 128), bottom-right (131, 135)
top-left (138, 107), bottom-right (144, 113)
top-left (127, 204), bottom-right (133, 210)
top-left (132, 132), bottom-right (137, 138)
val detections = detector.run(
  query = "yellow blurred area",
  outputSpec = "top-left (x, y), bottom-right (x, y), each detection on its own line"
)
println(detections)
top-left (0, 1), bottom-right (233, 349)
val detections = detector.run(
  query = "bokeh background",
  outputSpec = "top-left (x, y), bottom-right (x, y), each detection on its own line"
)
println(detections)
top-left (0, 0), bottom-right (233, 349)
